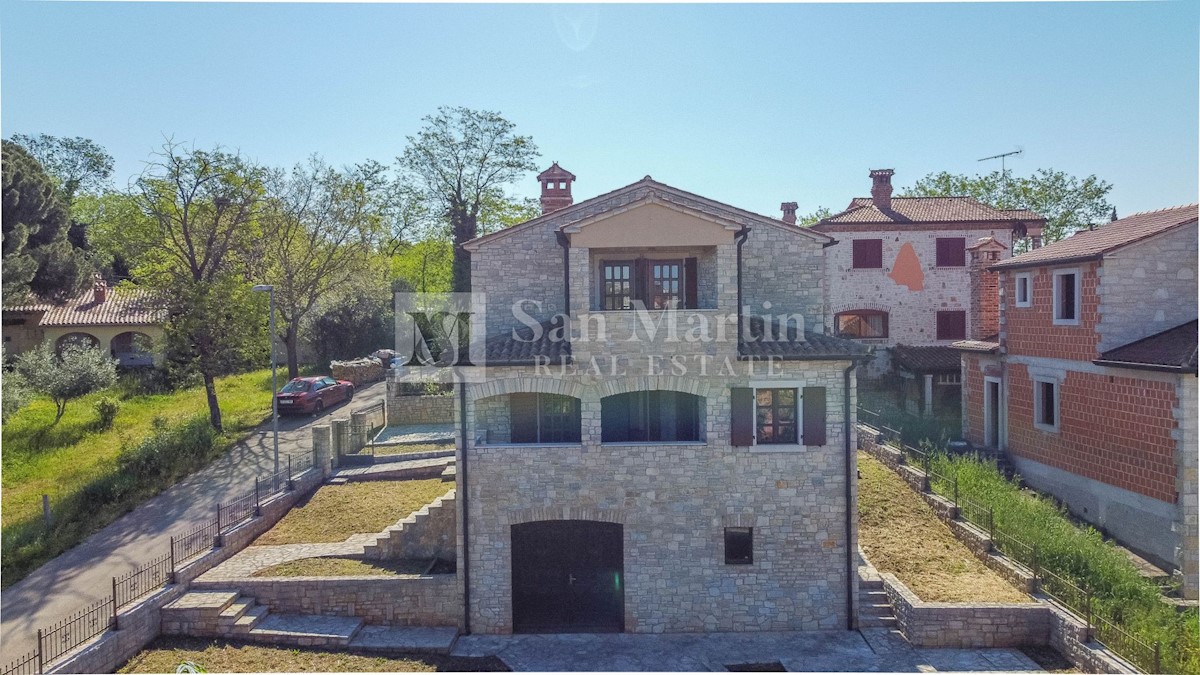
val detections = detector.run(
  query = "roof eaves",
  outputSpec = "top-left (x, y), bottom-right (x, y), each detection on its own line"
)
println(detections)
top-left (1090, 358), bottom-right (1195, 375)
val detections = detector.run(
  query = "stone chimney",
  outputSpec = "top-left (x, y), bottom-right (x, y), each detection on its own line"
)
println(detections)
top-left (780, 202), bottom-right (798, 225)
top-left (967, 237), bottom-right (1007, 339)
top-left (869, 168), bottom-right (895, 211)
top-left (538, 162), bottom-right (576, 215)
top-left (93, 275), bottom-right (108, 303)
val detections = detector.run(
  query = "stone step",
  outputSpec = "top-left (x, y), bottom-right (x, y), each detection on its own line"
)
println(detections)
top-left (441, 464), bottom-right (456, 481)
top-left (217, 597), bottom-right (256, 626)
top-left (247, 613), bottom-right (364, 648)
top-left (348, 625), bottom-right (460, 655)
top-left (232, 604), bottom-right (271, 634)
top-left (859, 578), bottom-right (884, 591)
top-left (860, 603), bottom-right (894, 617)
top-left (859, 615), bottom-right (898, 629)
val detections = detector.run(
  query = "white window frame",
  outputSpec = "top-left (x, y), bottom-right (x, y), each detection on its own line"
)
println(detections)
top-left (983, 375), bottom-right (1004, 449)
top-left (1032, 376), bottom-right (1060, 433)
top-left (1014, 272), bottom-right (1032, 308)
top-left (749, 381), bottom-right (804, 453)
top-left (1052, 268), bottom-right (1081, 326)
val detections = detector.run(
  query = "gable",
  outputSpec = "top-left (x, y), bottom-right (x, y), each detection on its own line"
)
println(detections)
top-left (564, 201), bottom-right (737, 248)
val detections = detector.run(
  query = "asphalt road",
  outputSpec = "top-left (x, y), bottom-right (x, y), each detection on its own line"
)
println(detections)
top-left (0, 379), bottom-right (386, 661)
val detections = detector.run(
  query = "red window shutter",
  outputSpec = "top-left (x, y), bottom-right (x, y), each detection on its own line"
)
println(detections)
top-left (936, 238), bottom-right (966, 267)
top-left (937, 311), bottom-right (966, 340)
top-left (802, 386), bottom-right (827, 446)
top-left (509, 393), bottom-right (539, 443)
top-left (730, 388), bottom-right (754, 446)
top-left (853, 239), bottom-right (883, 269)
top-left (684, 257), bottom-right (699, 309)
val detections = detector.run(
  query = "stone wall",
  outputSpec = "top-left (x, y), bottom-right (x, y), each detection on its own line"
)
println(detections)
top-left (741, 222), bottom-right (827, 334)
top-left (1097, 223), bottom-right (1198, 353)
top-left (880, 573), bottom-right (1049, 648)
top-left (46, 468), bottom-right (326, 675)
top-left (368, 490), bottom-right (457, 560)
top-left (202, 576), bottom-right (460, 627)
top-left (386, 391), bottom-right (454, 427)
top-left (469, 214), bottom-right (565, 338)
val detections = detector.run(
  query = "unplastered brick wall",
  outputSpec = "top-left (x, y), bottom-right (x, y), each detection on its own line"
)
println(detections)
top-left (823, 225), bottom-right (1017, 347)
top-left (1097, 223), bottom-right (1198, 353)
top-left (1001, 263), bottom-right (1101, 362)
top-left (1005, 363), bottom-right (1178, 503)
top-left (961, 355), bottom-right (987, 446)
top-left (200, 576), bottom-right (460, 627)
top-left (463, 361), bottom-right (855, 634)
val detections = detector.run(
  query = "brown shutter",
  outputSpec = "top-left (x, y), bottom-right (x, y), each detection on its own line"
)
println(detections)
top-left (510, 393), bottom-right (539, 443)
top-left (730, 387), bottom-right (754, 447)
top-left (937, 310), bottom-right (966, 340)
top-left (936, 238), bottom-right (966, 267)
top-left (684, 257), bottom-right (699, 309)
top-left (633, 258), bottom-right (648, 307)
top-left (853, 239), bottom-right (883, 269)
top-left (801, 386), bottom-right (827, 446)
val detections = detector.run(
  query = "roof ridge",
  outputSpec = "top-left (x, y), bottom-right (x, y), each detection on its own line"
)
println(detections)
top-left (1124, 203), bottom-right (1199, 218)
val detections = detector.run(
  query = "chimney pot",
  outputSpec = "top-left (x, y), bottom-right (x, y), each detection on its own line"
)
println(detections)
top-left (93, 275), bottom-right (108, 303)
top-left (869, 168), bottom-right (895, 211)
top-left (537, 162), bottom-right (576, 215)
top-left (780, 202), bottom-right (798, 225)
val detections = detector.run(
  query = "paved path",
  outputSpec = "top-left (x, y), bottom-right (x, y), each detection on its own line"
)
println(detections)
top-left (452, 629), bottom-right (1047, 672)
top-left (0, 380), bottom-right (387, 661)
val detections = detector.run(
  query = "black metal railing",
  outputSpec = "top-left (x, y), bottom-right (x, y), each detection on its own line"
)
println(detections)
top-left (216, 491), bottom-right (257, 532)
top-left (0, 650), bottom-right (39, 675)
top-left (113, 552), bottom-right (172, 608)
top-left (171, 518), bottom-right (219, 565)
top-left (957, 495), bottom-right (992, 535)
top-left (37, 597), bottom-right (114, 664)
top-left (1093, 611), bottom-right (1161, 674)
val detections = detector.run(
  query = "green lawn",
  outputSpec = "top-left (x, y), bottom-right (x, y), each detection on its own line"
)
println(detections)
top-left (1, 369), bottom-right (278, 586)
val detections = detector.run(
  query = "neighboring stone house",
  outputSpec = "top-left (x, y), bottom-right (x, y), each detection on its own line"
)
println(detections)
top-left (438, 164), bottom-right (871, 635)
top-left (810, 169), bottom-right (1045, 379)
top-left (954, 204), bottom-right (1198, 598)
top-left (2, 278), bottom-right (163, 366)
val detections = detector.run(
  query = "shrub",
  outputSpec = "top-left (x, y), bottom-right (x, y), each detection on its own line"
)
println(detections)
top-left (14, 340), bottom-right (118, 423)
top-left (117, 416), bottom-right (217, 483)
top-left (2, 355), bottom-right (31, 422)
top-left (93, 396), bottom-right (120, 430)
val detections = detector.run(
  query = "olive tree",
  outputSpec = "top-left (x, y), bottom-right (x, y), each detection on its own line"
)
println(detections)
top-left (15, 340), bottom-right (117, 423)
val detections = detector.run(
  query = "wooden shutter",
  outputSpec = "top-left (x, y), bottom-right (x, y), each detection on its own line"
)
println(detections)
top-left (510, 393), bottom-right (539, 443)
top-left (801, 386), bottom-right (827, 446)
top-left (633, 258), bottom-right (648, 308)
top-left (684, 257), bottom-right (699, 309)
top-left (937, 311), bottom-right (966, 340)
top-left (730, 387), bottom-right (754, 447)
top-left (936, 238), bottom-right (966, 267)
top-left (852, 239), bottom-right (883, 269)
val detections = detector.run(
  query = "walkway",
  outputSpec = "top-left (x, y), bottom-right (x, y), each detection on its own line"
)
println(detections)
top-left (0, 380), bottom-right (387, 662)
top-left (451, 629), bottom-right (1046, 672)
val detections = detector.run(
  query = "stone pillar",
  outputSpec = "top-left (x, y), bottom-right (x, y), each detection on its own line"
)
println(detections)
top-left (924, 374), bottom-right (934, 417)
top-left (312, 425), bottom-right (332, 477)
top-left (350, 410), bottom-right (370, 452)
top-left (330, 418), bottom-right (350, 468)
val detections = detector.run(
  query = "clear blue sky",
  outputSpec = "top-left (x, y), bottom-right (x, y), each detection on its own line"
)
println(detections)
top-left (3, 1), bottom-right (1197, 218)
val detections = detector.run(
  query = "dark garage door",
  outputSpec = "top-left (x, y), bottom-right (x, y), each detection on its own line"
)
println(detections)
top-left (511, 520), bottom-right (624, 633)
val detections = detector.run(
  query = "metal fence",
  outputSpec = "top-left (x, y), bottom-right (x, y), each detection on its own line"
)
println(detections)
top-left (344, 401), bottom-right (388, 465)
top-left (1093, 611), bottom-right (1162, 674)
top-left (1, 457), bottom-right (315, 675)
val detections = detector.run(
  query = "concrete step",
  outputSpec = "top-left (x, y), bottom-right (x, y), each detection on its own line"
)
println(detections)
top-left (860, 603), bottom-right (895, 617)
top-left (232, 604), bottom-right (271, 634)
top-left (247, 613), bottom-right (364, 648)
top-left (859, 578), bottom-right (884, 591)
top-left (348, 625), bottom-right (460, 655)
top-left (217, 597), bottom-right (256, 626)
top-left (441, 464), bottom-right (456, 481)
top-left (859, 615), bottom-right (898, 629)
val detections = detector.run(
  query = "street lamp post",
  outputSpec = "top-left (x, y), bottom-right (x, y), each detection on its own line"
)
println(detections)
top-left (252, 284), bottom-right (280, 484)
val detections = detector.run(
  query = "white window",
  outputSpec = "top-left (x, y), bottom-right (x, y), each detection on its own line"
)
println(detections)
top-left (1032, 377), bottom-right (1060, 432)
top-left (1052, 269), bottom-right (1081, 325)
top-left (1014, 273), bottom-right (1032, 308)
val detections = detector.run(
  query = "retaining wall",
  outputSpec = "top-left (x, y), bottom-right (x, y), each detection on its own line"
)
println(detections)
top-left (880, 573), bottom-right (1049, 648)
top-left (386, 391), bottom-right (454, 427)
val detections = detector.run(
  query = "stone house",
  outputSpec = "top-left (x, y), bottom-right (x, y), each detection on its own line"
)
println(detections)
top-left (954, 204), bottom-right (1198, 598)
top-left (2, 278), bottom-right (163, 366)
top-left (442, 164), bottom-right (871, 634)
top-left (810, 169), bottom-right (1046, 385)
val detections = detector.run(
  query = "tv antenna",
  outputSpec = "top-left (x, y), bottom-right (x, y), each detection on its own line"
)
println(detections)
top-left (978, 148), bottom-right (1024, 176)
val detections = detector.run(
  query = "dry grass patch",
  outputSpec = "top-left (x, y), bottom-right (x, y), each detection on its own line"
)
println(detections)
top-left (253, 479), bottom-right (450, 546)
top-left (858, 452), bottom-right (1030, 604)
top-left (119, 636), bottom-right (507, 673)
top-left (252, 557), bottom-right (431, 577)
top-left (374, 442), bottom-right (455, 457)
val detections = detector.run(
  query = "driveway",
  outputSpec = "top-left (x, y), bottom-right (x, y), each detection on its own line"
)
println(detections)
top-left (452, 629), bottom-right (1048, 672)
top-left (0, 379), bottom-right (386, 661)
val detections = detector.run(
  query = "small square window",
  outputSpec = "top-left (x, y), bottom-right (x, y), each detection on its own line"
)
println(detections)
top-left (1053, 269), bottom-right (1080, 325)
top-left (724, 527), bottom-right (753, 565)
top-left (1014, 273), bottom-right (1032, 308)
top-left (1033, 378), bottom-right (1059, 432)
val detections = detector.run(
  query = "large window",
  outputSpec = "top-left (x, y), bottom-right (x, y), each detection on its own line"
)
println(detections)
top-left (936, 310), bottom-right (966, 341)
top-left (835, 310), bottom-right (888, 339)
top-left (509, 393), bottom-right (581, 444)
top-left (935, 237), bottom-right (966, 267)
top-left (599, 258), bottom-right (697, 310)
top-left (1053, 269), bottom-right (1080, 325)
top-left (1033, 378), bottom-right (1060, 432)
top-left (755, 388), bottom-right (797, 445)
top-left (601, 390), bottom-right (703, 443)
top-left (852, 239), bottom-right (883, 269)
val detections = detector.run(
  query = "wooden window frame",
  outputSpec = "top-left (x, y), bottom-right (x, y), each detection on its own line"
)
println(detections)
top-left (754, 387), bottom-right (799, 445)
top-left (598, 257), bottom-right (698, 310)
top-left (835, 310), bottom-right (889, 339)
top-left (935, 237), bottom-right (967, 267)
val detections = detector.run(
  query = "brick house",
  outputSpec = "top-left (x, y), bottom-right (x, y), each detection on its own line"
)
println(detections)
top-left (954, 204), bottom-right (1198, 598)
top-left (810, 169), bottom-right (1046, 385)
top-left (439, 164), bottom-right (871, 634)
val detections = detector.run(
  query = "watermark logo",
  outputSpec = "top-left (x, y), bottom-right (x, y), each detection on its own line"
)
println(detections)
top-left (393, 292), bottom-right (488, 383)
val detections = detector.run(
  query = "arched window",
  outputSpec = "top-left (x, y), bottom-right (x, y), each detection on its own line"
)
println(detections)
top-left (112, 331), bottom-right (154, 366)
top-left (601, 390), bottom-right (704, 443)
top-left (55, 332), bottom-right (100, 353)
top-left (835, 310), bottom-right (888, 339)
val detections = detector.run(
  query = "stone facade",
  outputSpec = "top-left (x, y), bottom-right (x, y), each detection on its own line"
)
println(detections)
top-left (1096, 223), bottom-right (1198, 353)
top-left (365, 490), bottom-right (457, 561)
top-left (386, 390), bottom-right (454, 426)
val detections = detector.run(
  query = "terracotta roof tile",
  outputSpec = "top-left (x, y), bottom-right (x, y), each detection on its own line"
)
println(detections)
top-left (484, 320), bottom-right (572, 365)
top-left (991, 204), bottom-right (1198, 271)
top-left (816, 197), bottom-right (1046, 226)
top-left (951, 338), bottom-right (1000, 353)
top-left (891, 345), bottom-right (961, 373)
top-left (39, 287), bottom-right (163, 328)
top-left (738, 316), bottom-right (872, 361)
top-left (1094, 320), bottom-right (1197, 373)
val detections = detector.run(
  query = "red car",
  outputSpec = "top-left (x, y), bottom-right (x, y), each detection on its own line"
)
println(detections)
top-left (275, 376), bottom-right (354, 416)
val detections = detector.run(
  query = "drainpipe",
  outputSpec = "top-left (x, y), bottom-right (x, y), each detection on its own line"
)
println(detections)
top-left (735, 226), bottom-right (751, 344)
top-left (556, 231), bottom-right (571, 318)
top-left (459, 379), bottom-right (471, 634)
top-left (843, 360), bottom-right (857, 631)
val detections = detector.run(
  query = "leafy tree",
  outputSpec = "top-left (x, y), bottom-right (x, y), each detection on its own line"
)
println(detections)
top-left (15, 339), bottom-right (118, 423)
top-left (1, 141), bottom-right (90, 304)
top-left (2, 349), bottom-right (32, 422)
top-left (8, 134), bottom-right (114, 203)
top-left (399, 107), bottom-right (539, 291)
top-left (120, 141), bottom-right (269, 431)
top-left (304, 276), bottom-right (395, 365)
top-left (391, 237), bottom-right (453, 293)
top-left (799, 206), bottom-right (833, 227)
top-left (260, 156), bottom-right (387, 377)
top-left (901, 169), bottom-right (1113, 248)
